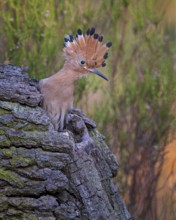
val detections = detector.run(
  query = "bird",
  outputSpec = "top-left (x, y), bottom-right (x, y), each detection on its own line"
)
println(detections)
top-left (39, 27), bottom-right (112, 131)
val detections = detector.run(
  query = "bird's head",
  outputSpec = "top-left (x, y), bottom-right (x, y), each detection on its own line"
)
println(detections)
top-left (63, 27), bottom-right (112, 81)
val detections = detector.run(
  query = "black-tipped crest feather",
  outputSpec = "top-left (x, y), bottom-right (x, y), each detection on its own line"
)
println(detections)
top-left (77, 29), bottom-right (82, 35)
top-left (63, 27), bottom-right (112, 68)
top-left (90, 27), bottom-right (95, 35)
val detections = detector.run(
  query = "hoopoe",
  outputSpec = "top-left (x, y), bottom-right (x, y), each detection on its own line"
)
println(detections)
top-left (39, 27), bottom-right (112, 131)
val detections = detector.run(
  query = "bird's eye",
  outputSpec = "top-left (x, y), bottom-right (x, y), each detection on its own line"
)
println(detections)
top-left (80, 60), bottom-right (85, 65)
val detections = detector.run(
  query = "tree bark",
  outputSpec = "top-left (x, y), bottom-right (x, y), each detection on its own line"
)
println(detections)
top-left (0, 64), bottom-right (131, 220)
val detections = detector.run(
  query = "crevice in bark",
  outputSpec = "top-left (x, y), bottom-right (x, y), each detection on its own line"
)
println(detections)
top-left (0, 64), bottom-right (131, 220)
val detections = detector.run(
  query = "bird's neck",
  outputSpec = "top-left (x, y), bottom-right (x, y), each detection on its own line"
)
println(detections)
top-left (62, 62), bottom-right (80, 82)
top-left (48, 63), bottom-right (80, 86)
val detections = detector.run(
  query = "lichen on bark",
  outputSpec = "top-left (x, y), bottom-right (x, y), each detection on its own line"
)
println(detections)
top-left (0, 64), bottom-right (131, 220)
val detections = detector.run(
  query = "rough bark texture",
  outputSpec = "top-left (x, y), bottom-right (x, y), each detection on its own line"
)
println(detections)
top-left (0, 64), bottom-right (131, 220)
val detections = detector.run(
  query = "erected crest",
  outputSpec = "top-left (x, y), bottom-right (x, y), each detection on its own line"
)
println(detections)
top-left (63, 27), bottom-right (112, 69)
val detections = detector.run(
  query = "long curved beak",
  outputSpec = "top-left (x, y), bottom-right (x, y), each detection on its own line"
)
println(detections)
top-left (89, 68), bottom-right (108, 81)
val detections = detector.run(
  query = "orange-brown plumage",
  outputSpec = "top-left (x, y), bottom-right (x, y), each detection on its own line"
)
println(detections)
top-left (39, 27), bottom-right (112, 131)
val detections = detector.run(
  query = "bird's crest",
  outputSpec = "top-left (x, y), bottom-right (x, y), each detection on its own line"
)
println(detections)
top-left (63, 27), bottom-right (112, 69)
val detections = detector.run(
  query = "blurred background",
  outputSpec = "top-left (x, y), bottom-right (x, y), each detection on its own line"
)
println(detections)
top-left (0, 0), bottom-right (176, 219)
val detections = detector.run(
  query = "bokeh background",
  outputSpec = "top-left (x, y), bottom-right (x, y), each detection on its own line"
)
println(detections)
top-left (0, 0), bottom-right (176, 219)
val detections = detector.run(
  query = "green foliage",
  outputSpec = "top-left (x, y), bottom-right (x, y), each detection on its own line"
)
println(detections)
top-left (0, 0), bottom-right (99, 77)
top-left (90, 1), bottom-right (176, 218)
top-left (0, 0), bottom-right (176, 219)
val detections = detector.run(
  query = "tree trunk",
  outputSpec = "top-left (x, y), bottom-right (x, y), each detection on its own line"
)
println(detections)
top-left (0, 64), bottom-right (131, 220)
